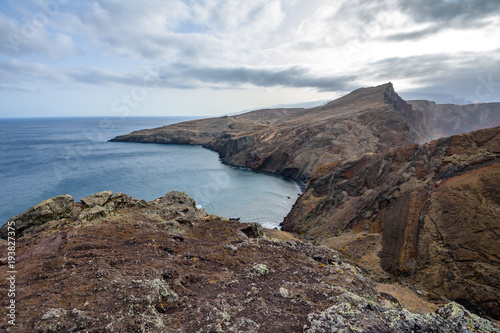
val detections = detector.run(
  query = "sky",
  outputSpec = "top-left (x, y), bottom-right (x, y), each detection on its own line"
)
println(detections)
top-left (0, 0), bottom-right (499, 118)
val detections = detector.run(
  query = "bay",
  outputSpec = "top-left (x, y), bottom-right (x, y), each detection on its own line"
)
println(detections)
top-left (0, 117), bottom-right (301, 229)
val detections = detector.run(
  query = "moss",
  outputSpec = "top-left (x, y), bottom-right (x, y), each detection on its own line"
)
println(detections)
top-left (151, 279), bottom-right (178, 303)
top-left (253, 264), bottom-right (269, 276)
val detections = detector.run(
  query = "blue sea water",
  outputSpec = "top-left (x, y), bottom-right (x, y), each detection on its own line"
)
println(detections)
top-left (0, 117), bottom-right (301, 229)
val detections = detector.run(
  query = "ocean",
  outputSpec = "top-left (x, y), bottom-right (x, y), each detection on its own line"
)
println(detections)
top-left (0, 117), bottom-right (301, 229)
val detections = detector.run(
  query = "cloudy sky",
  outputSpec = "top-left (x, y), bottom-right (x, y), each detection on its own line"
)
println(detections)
top-left (1, 0), bottom-right (499, 117)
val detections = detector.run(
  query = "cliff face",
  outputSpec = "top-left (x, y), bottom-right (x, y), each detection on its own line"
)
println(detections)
top-left (2, 192), bottom-right (499, 332)
top-left (112, 83), bottom-right (422, 182)
top-left (408, 100), bottom-right (500, 142)
top-left (282, 126), bottom-right (500, 319)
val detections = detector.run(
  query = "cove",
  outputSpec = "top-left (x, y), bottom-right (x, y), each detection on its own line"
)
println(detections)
top-left (0, 117), bottom-right (301, 228)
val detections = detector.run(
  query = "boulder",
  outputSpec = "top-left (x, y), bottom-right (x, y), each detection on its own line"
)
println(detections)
top-left (0, 194), bottom-right (74, 239)
top-left (78, 205), bottom-right (106, 222)
top-left (111, 192), bottom-right (137, 207)
top-left (156, 191), bottom-right (196, 207)
top-left (240, 222), bottom-right (263, 238)
top-left (81, 191), bottom-right (114, 208)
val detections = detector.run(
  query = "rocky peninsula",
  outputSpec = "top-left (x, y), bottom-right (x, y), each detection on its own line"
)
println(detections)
top-left (111, 83), bottom-right (500, 183)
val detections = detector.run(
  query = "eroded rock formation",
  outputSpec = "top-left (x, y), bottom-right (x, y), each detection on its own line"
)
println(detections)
top-left (408, 100), bottom-right (500, 141)
top-left (111, 83), bottom-right (500, 184)
top-left (282, 126), bottom-right (500, 319)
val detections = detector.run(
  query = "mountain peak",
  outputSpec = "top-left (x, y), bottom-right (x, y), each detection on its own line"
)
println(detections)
top-left (321, 82), bottom-right (397, 109)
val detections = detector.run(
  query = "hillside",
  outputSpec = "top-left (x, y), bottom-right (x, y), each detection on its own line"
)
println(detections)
top-left (1, 191), bottom-right (498, 332)
top-left (408, 100), bottom-right (500, 141)
top-left (282, 126), bottom-right (500, 319)
top-left (3, 83), bottom-right (500, 330)
top-left (112, 83), bottom-right (422, 182)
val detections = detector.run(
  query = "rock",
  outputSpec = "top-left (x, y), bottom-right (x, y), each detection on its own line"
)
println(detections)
top-left (240, 222), bottom-right (263, 238)
top-left (279, 286), bottom-right (293, 298)
top-left (153, 191), bottom-right (196, 209)
top-left (305, 294), bottom-right (500, 333)
top-left (78, 205), bottom-right (106, 221)
top-left (0, 194), bottom-right (74, 239)
top-left (111, 192), bottom-right (137, 207)
top-left (81, 191), bottom-right (114, 208)
top-left (252, 263), bottom-right (269, 275)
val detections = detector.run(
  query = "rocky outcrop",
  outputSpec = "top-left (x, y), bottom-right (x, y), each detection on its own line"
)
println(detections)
top-left (0, 192), bottom-right (143, 239)
top-left (112, 83), bottom-right (424, 182)
top-left (81, 191), bottom-right (114, 208)
top-left (0, 194), bottom-right (75, 239)
top-left (305, 295), bottom-right (498, 332)
top-left (408, 100), bottom-right (500, 141)
top-left (1, 191), bottom-right (498, 332)
top-left (282, 126), bottom-right (500, 319)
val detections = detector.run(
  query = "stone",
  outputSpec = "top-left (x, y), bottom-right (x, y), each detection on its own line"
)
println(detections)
top-left (0, 194), bottom-right (74, 238)
top-left (240, 223), bottom-right (263, 238)
top-left (81, 191), bottom-right (114, 208)
top-left (112, 192), bottom-right (136, 207)
top-left (78, 205), bottom-right (106, 221)
top-left (304, 295), bottom-right (500, 333)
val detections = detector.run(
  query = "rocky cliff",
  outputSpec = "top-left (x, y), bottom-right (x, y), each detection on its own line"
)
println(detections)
top-left (1, 192), bottom-right (499, 332)
top-left (282, 126), bottom-right (500, 320)
top-left (408, 100), bottom-right (500, 141)
top-left (111, 84), bottom-right (500, 184)
top-left (112, 83), bottom-right (423, 182)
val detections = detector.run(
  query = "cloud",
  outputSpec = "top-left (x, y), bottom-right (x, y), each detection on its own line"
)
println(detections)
top-left (68, 62), bottom-right (356, 91)
top-left (54, 0), bottom-right (288, 63)
top-left (385, 26), bottom-right (442, 41)
top-left (397, 0), bottom-right (500, 23)
top-left (0, 0), bottom-right (499, 111)
top-left (169, 64), bottom-right (356, 91)
top-left (386, 0), bottom-right (500, 41)
top-left (0, 84), bottom-right (38, 92)
top-left (0, 9), bottom-right (79, 59)
top-left (0, 57), bottom-right (356, 92)
top-left (366, 52), bottom-right (500, 102)
top-left (0, 59), bottom-right (68, 84)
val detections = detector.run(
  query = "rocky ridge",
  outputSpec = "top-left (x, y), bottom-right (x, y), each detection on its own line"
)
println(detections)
top-left (111, 83), bottom-right (423, 182)
top-left (111, 83), bottom-right (500, 183)
top-left (1, 191), bottom-right (499, 332)
top-left (282, 125), bottom-right (500, 320)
